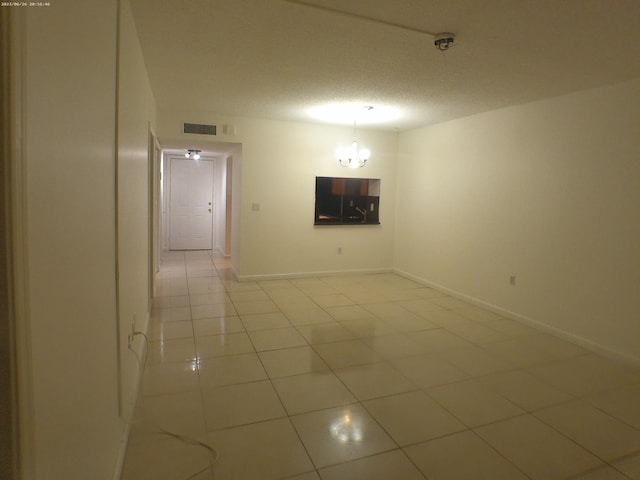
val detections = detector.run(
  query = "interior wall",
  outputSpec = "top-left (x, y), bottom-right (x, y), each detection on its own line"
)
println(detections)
top-left (395, 79), bottom-right (640, 364)
top-left (116, 0), bottom-right (157, 426)
top-left (24, 1), bottom-right (123, 478)
top-left (237, 118), bottom-right (398, 279)
top-left (157, 111), bottom-right (398, 279)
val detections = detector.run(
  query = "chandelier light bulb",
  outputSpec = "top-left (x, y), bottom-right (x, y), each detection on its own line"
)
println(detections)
top-left (348, 141), bottom-right (359, 168)
top-left (337, 106), bottom-right (372, 168)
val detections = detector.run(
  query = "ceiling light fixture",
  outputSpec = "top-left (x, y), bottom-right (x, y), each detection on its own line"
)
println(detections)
top-left (337, 106), bottom-right (372, 169)
top-left (434, 32), bottom-right (455, 52)
top-left (185, 149), bottom-right (201, 160)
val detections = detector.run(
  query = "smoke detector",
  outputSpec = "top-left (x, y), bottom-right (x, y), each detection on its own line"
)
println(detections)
top-left (434, 32), bottom-right (455, 51)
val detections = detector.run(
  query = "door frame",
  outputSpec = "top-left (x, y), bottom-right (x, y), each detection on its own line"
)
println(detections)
top-left (1, 7), bottom-right (35, 479)
top-left (148, 128), bottom-right (160, 301)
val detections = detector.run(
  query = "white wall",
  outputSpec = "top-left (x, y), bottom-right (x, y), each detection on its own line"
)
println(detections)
top-left (23, 0), bottom-right (156, 478)
top-left (116, 0), bottom-right (157, 427)
top-left (395, 79), bottom-right (640, 364)
top-left (25, 1), bottom-right (122, 478)
top-left (157, 111), bottom-right (398, 279)
top-left (237, 118), bottom-right (398, 279)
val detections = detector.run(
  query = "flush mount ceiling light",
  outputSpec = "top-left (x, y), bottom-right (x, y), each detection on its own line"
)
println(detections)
top-left (434, 32), bottom-right (455, 51)
top-left (337, 106), bottom-right (373, 169)
top-left (185, 149), bottom-right (201, 160)
top-left (308, 102), bottom-right (399, 126)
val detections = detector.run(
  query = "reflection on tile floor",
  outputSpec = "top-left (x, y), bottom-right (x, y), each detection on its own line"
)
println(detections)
top-left (121, 251), bottom-right (640, 480)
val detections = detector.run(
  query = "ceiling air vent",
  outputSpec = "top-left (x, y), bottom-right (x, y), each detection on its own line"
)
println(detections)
top-left (183, 122), bottom-right (217, 136)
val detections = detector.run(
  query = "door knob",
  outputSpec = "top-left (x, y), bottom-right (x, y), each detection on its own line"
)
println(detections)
top-left (208, 208), bottom-right (212, 212)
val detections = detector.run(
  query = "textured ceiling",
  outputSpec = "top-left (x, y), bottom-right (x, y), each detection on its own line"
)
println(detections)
top-left (130, 0), bottom-right (640, 132)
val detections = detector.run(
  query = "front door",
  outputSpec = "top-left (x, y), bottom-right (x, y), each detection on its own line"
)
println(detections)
top-left (169, 158), bottom-right (213, 250)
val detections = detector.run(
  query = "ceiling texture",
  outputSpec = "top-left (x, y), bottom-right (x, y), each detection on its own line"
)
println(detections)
top-left (130, 0), bottom-right (640, 132)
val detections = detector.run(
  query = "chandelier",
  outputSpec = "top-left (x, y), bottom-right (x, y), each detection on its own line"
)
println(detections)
top-left (337, 106), bottom-right (372, 168)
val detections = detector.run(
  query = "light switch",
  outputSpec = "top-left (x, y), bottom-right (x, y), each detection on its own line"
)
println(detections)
top-left (251, 203), bottom-right (260, 211)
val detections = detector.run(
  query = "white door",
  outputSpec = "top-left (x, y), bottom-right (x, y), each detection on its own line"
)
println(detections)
top-left (169, 158), bottom-right (213, 250)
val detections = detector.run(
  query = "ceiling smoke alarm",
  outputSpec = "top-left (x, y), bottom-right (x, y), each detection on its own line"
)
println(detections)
top-left (434, 33), bottom-right (455, 51)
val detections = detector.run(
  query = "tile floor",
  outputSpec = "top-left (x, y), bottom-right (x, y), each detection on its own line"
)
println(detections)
top-left (121, 250), bottom-right (640, 480)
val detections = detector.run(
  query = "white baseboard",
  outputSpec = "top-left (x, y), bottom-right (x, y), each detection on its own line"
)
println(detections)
top-left (230, 264), bottom-right (241, 281)
top-left (395, 269), bottom-right (640, 368)
top-left (112, 421), bottom-right (131, 480)
top-left (234, 267), bottom-right (394, 282)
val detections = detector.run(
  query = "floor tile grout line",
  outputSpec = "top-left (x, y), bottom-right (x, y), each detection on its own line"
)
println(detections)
top-left (237, 309), bottom-right (323, 476)
top-left (465, 428), bottom-right (537, 480)
top-left (578, 393), bottom-right (640, 434)
top-left (186, 251), bottom-right (226, 478)
top-left (529, 405), bottom-right (640, 467)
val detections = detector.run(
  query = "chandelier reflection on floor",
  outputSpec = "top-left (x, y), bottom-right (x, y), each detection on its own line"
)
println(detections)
top-left (330, 413), bottom-right (363, 443)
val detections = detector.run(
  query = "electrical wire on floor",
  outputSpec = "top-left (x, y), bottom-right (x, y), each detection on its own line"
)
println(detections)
top-left (128, 330), bottom-right (219, 480)
top-left (158, 428), bottom-right (219, 479)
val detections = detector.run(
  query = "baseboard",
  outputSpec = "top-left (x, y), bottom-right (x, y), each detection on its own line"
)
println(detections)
top-left (234, 267), bottom-right (394, 282)
top-left (112, 420), bottom-right (131, 480)
top-left (230, 264), bottom-right (241, 281)
top-left (395, 269), bottom-right (640, 368)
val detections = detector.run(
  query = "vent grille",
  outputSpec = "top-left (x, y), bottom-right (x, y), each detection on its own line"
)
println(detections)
top-left (183, 122), bottom-right (217, 135)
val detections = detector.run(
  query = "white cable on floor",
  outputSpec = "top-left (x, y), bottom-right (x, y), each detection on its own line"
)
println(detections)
top-left (128, 331), bottom-right (219, 479)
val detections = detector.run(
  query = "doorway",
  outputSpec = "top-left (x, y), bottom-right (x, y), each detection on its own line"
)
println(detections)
top-left (168, 157), bottom-right (214, 250)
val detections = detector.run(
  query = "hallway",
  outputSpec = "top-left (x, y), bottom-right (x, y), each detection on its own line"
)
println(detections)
top-left (121, 251), bottom-right (640, 480)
